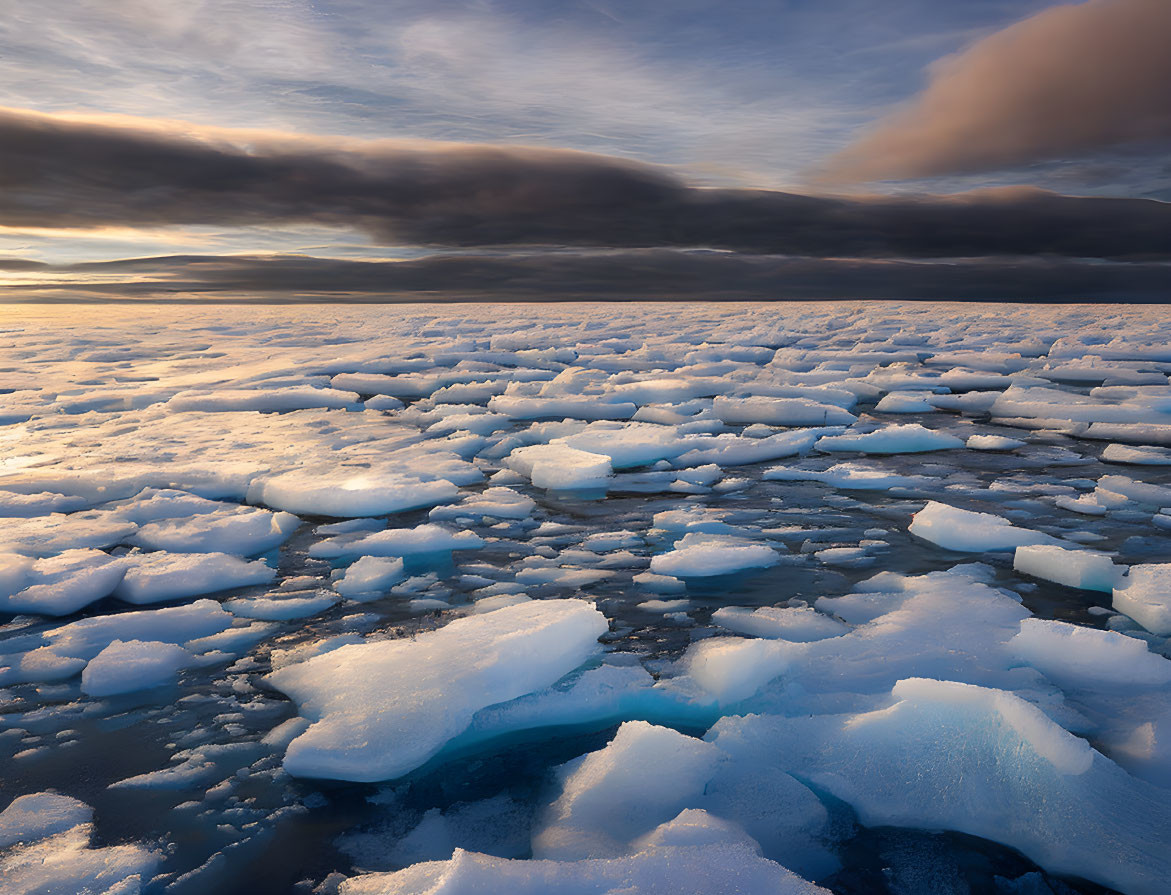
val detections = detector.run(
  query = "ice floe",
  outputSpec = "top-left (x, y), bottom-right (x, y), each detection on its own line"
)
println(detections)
top-left (268, 599), bottom-right (608, 781)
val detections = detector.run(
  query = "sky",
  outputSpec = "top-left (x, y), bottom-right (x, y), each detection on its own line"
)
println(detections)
top-left (1, 0), bottom-right (1169, 302)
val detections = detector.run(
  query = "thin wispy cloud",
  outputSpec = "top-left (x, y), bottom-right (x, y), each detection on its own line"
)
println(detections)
top-left (0, 1), bottom-right (857, 187)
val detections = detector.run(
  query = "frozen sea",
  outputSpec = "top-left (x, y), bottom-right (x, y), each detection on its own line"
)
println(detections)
top-left (1, 301), bottom-right (1170, 895)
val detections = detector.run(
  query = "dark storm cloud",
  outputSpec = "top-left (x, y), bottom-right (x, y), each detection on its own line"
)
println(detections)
top-left (823, 0), bottom-right (1171, 181)
top-left (3, 107), bottom-right (1171, 260)
top-left (12, 251), bottom-right (1170, 303)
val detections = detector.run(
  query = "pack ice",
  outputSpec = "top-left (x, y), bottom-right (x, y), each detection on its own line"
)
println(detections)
top-left (4, 302), bottom-right (1171, 895)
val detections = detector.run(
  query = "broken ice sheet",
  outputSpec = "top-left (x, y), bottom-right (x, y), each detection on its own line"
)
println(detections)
top-left (3, 303), bottom-right (1171, 895)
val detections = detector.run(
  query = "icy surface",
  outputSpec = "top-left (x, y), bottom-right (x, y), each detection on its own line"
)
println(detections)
top-left (267, 599), bottom-right (608, 781)
top-left (4, 302), bottom-right (1171, 895)
top-left (341, 835), bottom-right (830, 895)
top-left (1114, 564), bottom-right (1171, 634)
top-left (0, 792), bottom-right (159, 895)
top-left (81, 639), bottom-right (195, 696)
top-left (1013, 544), bottom-right (1122, 592)
top-left (910, 501), bottom-right (1064, 552)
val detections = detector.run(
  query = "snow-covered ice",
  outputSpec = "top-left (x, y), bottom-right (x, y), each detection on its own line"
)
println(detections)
top-left (1114, 564), bottom-right (1171, 634)
top-left (268, 599), bottom-right (608, 781)
top-left (649, 532), bottom-right (779, 578)
top-left (910, 501), bottom-right (1064, 552)
top-left (80, 639), bottom-right (195, 696)
top-left (0, 792), bottom-right (159, 894)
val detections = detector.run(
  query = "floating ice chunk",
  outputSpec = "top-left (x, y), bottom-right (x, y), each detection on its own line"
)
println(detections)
top-left (250, 469), bottom-right (460, 518)
top-left (1084, 421), bottom-right (1171, 445)
top-left (685, 637), bottom-right (793, 706)
top-left (910, 501), bottom-right (1064, 552)
top-left (672, 428), bottom-right (835, 466)
top-left (651, 508), bottom-right (740, 537)
top-left (554, 422), bottom-right (691, 469)
top-left (506, 444), bottom-right (612, 490)
top-left (1009, 618), bottom-right (1171, 686)
top-left (967, 434), bottom-right (1027, 451)
top-left (111, 741), bottom-right (263, 790)
top-left (339, 839), bottom-right (828, 895)
top-left (650, 533), bottom-right (779, 578)
top-left (1113, 564), bottom-right (1171, 635)
top-left (489, 395), bottom-right (636, 421)
top-left (0, 551), bottom-right (35, 595)
top-left (337, 524), bottom-right (485, 558)
top-left (1102, 443), bottom-right (1171, 465)
top-left (81, 639), bottom-right (194, 696)
top-left (712, 396), bottom-right (856, 427)
top-left (632, 571), bottom-right (686, 594)
top-left (1013, 545), bottom-right (1121, 592)
top-left (330, 371), bottom-right (443, 397)
top-left (167, 385), bottom-right (359, 412)
top-left (364, 394), bottom-right (406, 411)
top-left (710, 678), bottom-right (1171, 895)
top-left (0, 490), bottom-right (87, 518)
top-left (115, 551), bottom-right (275, 604)
top-left (637, 599), bottom-right (690, 613)
top-left (0, 549), bottom-right (129, 616)
top-left (608, 377), bottom-right (724, 404)
top-left (44, 599), bottom-right (232, 661)
top-left (0, 792), bottom-right (91, 848)
top-left (0, 513), bottom-right (137, 557)
top-left (225, 590), bottom-right (340, 620)
top-left (335, 557), bottom-right (406, 598)
top-left (764, 462), bottom-right (924, 490)
top-left (184, 620), bottom-right (277, 654)
top-left (108, 488), bottom-right (225, 523)
top-left (426, 411), bottom-right (513, 436)
top-left (873, 392), bottom-right (935, 413)
top-left (815, 547), bottom-right (871, 566)
top-left (1096, 474), bottom-right (1171, 507)
top-left (428, 487), bottom-right (536, 522)
top-left (1055, 493), bottom-right (1109, 515)
top-left (0, 792), bottom-right (158, 895)
top-left (515, 567), bottom-right (615, 588)
top-left (130, 506), bottom-right (300, 555)
top-left (815, 424), bottom-right (963, 454)
top-left (712, 606), bottom-right (849, 642)
top-left (268, 599), bottom-right (608, 781)
top-left (533, 721), bottom-right (724, 860)
top-left (581, 530), bottom-right (644, 552)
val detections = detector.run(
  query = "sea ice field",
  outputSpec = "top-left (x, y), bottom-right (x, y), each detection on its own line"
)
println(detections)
top-left (2, 300), bottom-right (1171, 895)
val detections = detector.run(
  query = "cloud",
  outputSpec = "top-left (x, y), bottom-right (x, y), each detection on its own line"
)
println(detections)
top-left (2, 107), bottom-right (1171, 261)
top-left (8, 250), bottom-right (1169, 303)
top-left (0, 1), bottom-right (851, 185)
top-left (821, 0), bottom-right (1171, 181)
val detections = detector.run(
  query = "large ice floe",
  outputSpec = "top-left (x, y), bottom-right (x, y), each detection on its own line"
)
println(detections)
top-left (3, 302), bottom-right (1171, 894)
